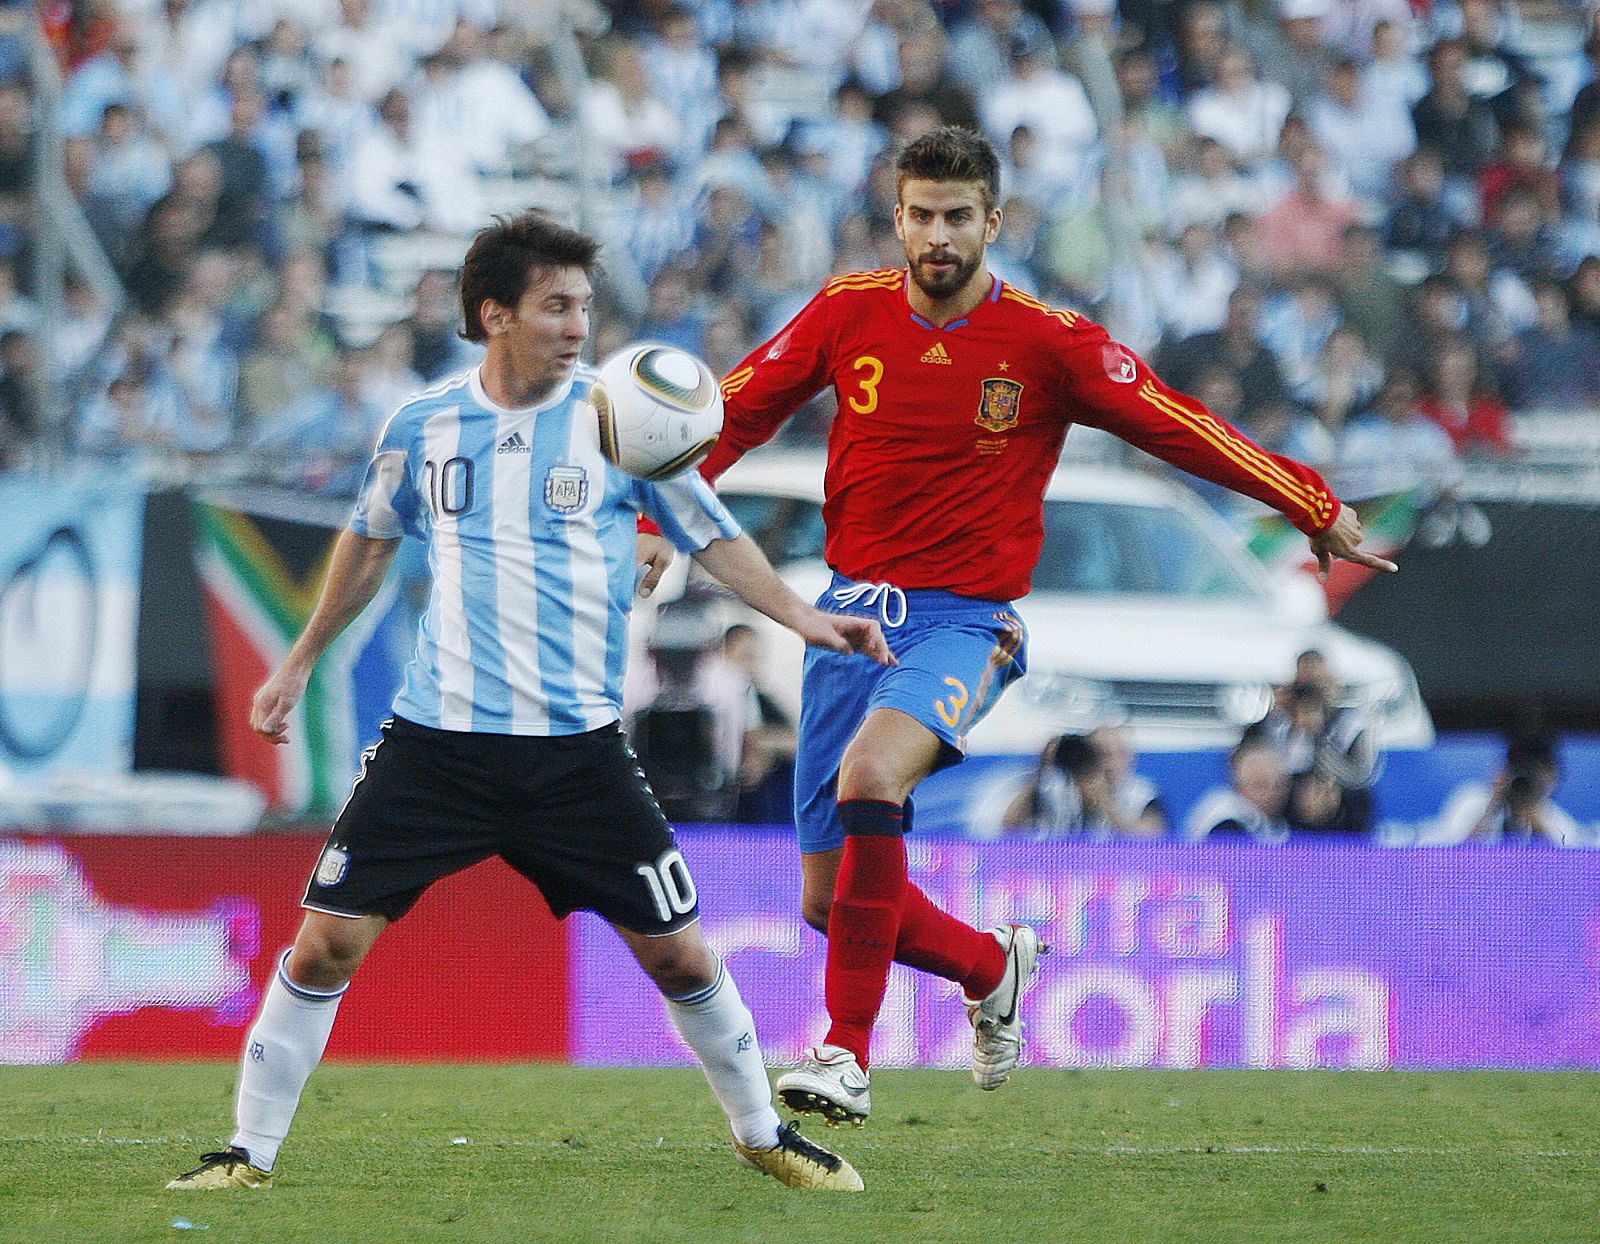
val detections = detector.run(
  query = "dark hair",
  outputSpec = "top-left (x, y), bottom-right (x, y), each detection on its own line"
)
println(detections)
top-left (894, 126), bottom-right (1001, 212)
top-left (1050, 733), bottom-right (1101, 779)
top-left (458, 212), bottom-right (599, 343)
top-left (1506, 734), bottom-right (1557, 776)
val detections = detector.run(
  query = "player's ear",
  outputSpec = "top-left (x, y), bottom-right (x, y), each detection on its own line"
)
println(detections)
top-left (986, 206), bottom-right (1003, 245)
top-left (892, 201), bottom-right (905, 241)
top-left (481, 298), bottom-right (509, 338)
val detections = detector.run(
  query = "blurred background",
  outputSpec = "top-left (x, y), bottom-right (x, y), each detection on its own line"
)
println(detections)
top-left (2, 0), bottom-right (1599, 1071)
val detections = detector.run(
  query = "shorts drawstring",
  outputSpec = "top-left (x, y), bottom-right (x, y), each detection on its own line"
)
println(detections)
top-left (830, 580), bottom-right (908, 629)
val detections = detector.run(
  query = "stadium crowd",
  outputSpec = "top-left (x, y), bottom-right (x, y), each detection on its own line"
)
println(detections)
top-left (0, 0), bottom-right (1592, 511)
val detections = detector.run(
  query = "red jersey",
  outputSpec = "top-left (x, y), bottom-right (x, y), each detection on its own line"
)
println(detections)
top-left (701, 269), bottom-right (1339, 601)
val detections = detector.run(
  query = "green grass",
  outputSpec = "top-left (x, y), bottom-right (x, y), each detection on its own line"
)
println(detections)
top-left (0, 1064), bottom-right (1593, 1243)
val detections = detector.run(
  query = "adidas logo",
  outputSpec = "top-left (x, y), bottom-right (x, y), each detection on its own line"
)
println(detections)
top-left (919, 342), bottom-right (953, 365)
top-left (497, 431), bottom-right (530, 454)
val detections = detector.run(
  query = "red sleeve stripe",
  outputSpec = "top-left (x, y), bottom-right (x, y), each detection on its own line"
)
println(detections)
top-left (720, 366), bottom-right (755, 398)
top-left (1137, 381), bottom-right (1332, 523)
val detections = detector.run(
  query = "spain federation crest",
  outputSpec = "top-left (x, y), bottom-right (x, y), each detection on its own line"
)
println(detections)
top-left (544, 465), bottom-right (588, 513)
top-left (975, 377), bottom-right (1023, 432)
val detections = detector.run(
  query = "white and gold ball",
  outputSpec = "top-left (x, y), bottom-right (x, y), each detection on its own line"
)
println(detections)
top-left (590, 343), bottom-right (724, 480)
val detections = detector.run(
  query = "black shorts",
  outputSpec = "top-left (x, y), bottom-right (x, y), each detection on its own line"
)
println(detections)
top-left (303, 716), bottom-right (700, 934)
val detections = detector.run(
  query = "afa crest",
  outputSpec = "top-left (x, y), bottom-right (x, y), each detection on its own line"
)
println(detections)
top-left (975, 377), bottom-right (1023, 432)
top-left (544, 465), bottom-right (588, 513)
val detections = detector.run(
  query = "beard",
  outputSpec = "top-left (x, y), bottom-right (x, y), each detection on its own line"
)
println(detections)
top-left (908, 248), bottom-right (983, 300)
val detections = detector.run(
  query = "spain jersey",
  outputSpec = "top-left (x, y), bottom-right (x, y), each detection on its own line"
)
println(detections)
top-left (703, 269), bottom-right (1339, 601)
top-left (350, 364), bottom-right (739, 735)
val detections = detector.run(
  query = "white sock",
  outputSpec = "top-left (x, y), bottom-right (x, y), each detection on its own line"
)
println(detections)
top-left (665, 962), bottom-right (782, 1150)
top-left (229, 949), bottom-right (346, 1172)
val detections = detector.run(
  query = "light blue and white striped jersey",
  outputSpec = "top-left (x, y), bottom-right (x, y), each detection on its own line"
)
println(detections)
top-left (349, 364), bottom-right (740, 735)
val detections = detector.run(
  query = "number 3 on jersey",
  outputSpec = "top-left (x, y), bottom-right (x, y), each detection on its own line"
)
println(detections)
top-left (848, 355), bottom-right (884, 414)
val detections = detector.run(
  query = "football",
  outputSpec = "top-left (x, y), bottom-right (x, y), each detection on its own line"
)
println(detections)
top-left (590, 343), bottom-right (724, 480)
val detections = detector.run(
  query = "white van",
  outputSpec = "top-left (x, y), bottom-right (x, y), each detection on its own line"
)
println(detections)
top-left (634, 452), bottom-right (1433, 753)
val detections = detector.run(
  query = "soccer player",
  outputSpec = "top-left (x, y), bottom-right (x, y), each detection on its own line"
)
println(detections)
top-left (665, 127), bottom-right (1397, 1124)
top-left (167, 212), bottom-right (890, 1194)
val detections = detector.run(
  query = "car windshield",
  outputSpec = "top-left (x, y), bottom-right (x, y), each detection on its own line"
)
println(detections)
top-left (1033, 500), bottom-right (1261, 599)
top-left (721, 490), bottom-right (1261, 600)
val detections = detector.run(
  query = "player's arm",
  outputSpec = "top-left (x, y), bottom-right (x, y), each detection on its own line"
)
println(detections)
top-left (252, 531), bottom-right (401, 744)
top-left (638, 469), bottom-right (891, 665)
top-left (635, 289), bottom-right (837, 547)
top-left (694, 533), bottom-right (893, 666)
top-left (1061, 323), bottom-right (1396, 578)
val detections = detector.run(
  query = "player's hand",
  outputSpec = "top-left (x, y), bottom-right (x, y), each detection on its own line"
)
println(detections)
top-left (1309, 505), bottom-right (1398, 581)
top-left (635, 531), bottom-right (674, 598)
top-left (796, 609), bottom-right (896, 666)
top-left (251, 663), bottom-right (311, 745)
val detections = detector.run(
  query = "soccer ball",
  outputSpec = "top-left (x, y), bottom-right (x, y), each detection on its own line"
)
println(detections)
top-left (590, 343), bottom-right (724, 480)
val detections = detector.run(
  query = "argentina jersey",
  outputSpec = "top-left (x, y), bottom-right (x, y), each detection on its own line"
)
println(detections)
top-left (349, 364), bottom-right (740, 735)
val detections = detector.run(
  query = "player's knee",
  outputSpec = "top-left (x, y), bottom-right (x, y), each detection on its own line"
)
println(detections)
top-left (837, 749), bottom-right (913, 804)
top-left (639, 936), bottom-right (718, 997)
top-left (289, 928), bottom-right (367, 989)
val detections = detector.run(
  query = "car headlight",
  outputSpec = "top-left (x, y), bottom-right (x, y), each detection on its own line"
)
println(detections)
top-left (1218, 682), bottom-right (1274, 727)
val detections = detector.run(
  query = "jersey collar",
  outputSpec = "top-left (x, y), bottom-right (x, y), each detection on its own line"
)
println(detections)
top-left (469, 364), bottom-right (576, 417)
top-left (905, 272), bottom-right (1002, 332)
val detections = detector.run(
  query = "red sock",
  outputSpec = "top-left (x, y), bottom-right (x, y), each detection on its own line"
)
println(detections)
top-left (823, 802), bottom-right (907, 1067)
top-left (894, 883), bottom-right (1007, 1000)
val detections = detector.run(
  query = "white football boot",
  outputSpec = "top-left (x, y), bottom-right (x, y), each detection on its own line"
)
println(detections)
top-left (965, 924), bottom-right (1048, 1090)
top-left (775, 1044), bottom-right (871, 1126)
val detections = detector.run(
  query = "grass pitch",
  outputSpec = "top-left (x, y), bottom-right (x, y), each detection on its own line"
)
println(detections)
top-left (0, 1064), bottom-right (1592, 1244)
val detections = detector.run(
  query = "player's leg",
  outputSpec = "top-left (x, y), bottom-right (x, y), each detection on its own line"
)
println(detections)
top-left (502, 723), bottom-right (860, 1191)
top-left (169, 717), bottom-right (501, 1190)
top-left (167, 911), bottom-right (385, 1190)
top-left (617, 923), bottom-right (861, 1191)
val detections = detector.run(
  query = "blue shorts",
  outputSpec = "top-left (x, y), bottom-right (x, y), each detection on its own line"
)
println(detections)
top-left (793, 573), bottom-right (1029, 853)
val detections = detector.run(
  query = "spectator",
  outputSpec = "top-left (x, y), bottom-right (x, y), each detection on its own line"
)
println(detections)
top-left (800, 78), bottom-right (887, 200)
top-left (978, 30), bottom-right (1097, 186)
top-left (1488, 187), bottom-right (1563, 284)
top-left (1185, 46), bottom-right (1291, 168)
top-left (236, 299), bottom-right (336, 432)
top-left (1184, 739), bottom-right (1291, 843)
top-left (1362, 19), bottom-right (1427, 116)
top-left (638, 265), bottom-right (708, 354)
top-left (1088, 723), bottom-right (1166, 837)
top-left (1411, 37), bottom-right (1500, 184)
top-left (1114, 46), bottom-right (1187, 160)
top-left (1478, 121), bottom-right (1560, 229)
top-left (1306, 57), bottom-right (1415, 204)
top-left (1256, 143), bottom-right (1360, 278)
top-left (1000, 733), bottom-right (1116, 839)
top-left (408, 267), bottom-right (478, 383)
top-left (85, 101), bottom-right (170, 238)
top-left (1501, 280), bottom-right (1600, 411)
top-left (1147, 222), bottom-right (1237, 341)
top-left (1384, 147), bottom-right (1460, 265)
top-left (1331, 222), bottom-right (1408, 361)
top-left (1440, 227), bottom-right (1535, 349)
top-left (1418, 335), bottom-right (1511, 455)
top-left (1251, 679), bottom-right (1377, 833)
top-left (1156, 283), bottom-right (1289, 418)
top-left (873, 27), bottom-right (978, 133)
top-left (1565, 254), bottom-right (1600, 336)
top-left (644, 7), bottom-right (720, 150)
top-left (252, 346), bottom-right (388, 492)
top-left (347, 86), bottom-right (480, 233)
top-left (1258, 272), bottom-right (1343, 403)
top-left (1240, 0), bottom-right (1338, 109)
top-left (629, 604), bottom-right (744, 823)
top-left (1174, 0), bottom-right (1229, 96)
top-left (1433, 735), bottom-right (1585, 845)
top-left (720, 623), bottom-right (797, 825)
top-left (200, 86), bottom-right (273, 250)
top-left (311, 0), bottom-right (411, 104)
top-left (946, 0), bottom-right (1054, 96)
top-left (1335, 366), bottom-right (1462, 502)
top-left (1165, 135), bottom-right (1265, 235)
top-left (1299, 323), bottom-right (1381, 440)
top-left (0, 328), bottom-right (37, 468)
